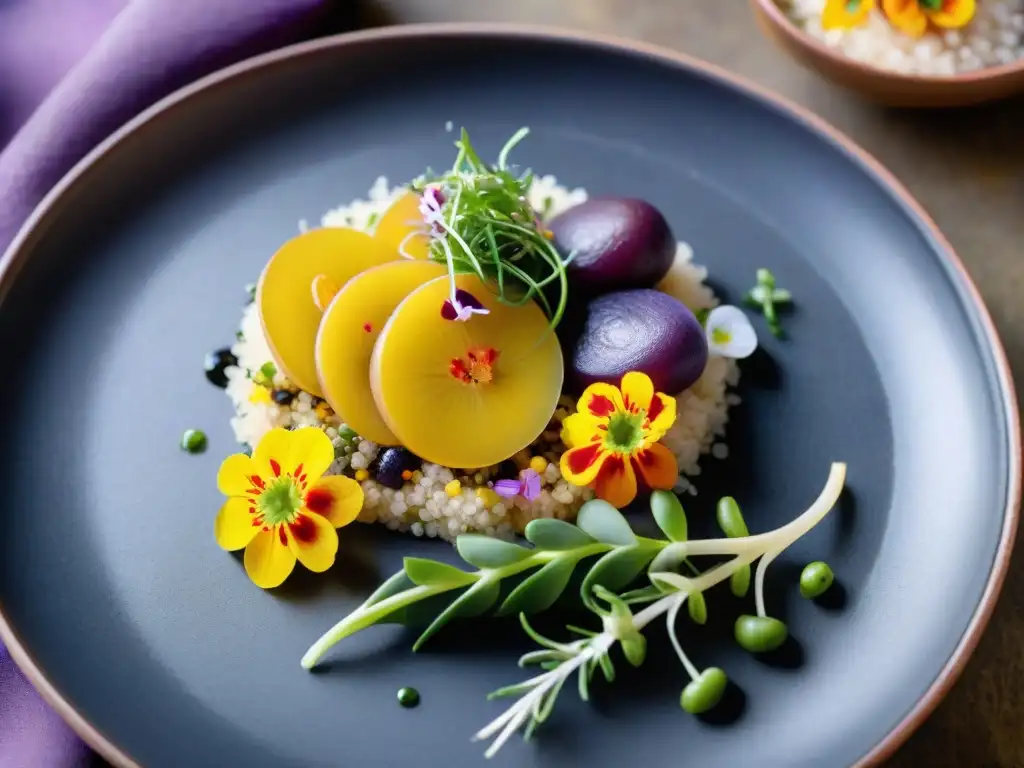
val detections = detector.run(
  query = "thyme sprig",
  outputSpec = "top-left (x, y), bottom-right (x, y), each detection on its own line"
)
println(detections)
top-left (302, 464), bottom-right (846, 758)
top-left (410, 128), bottom-right (572, 330)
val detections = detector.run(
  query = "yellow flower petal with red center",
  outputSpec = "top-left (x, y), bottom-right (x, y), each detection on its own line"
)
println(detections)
top-left (882, 0), bottom-right (928, 36)
top-left (595, 454), bottom-right (638, 509)
top-left (645, 392), bottom-right (676, 440)
top-left (928, 0), bottom-right (974, 28)
top-left (244, 528), bottom-right (297, 589)
top-left (561, 412), bottom-right (606, 449)
top-left (217, 454), bottom-right (258, 497)
top-left (576, 383), bottom-right (623, 420)
top-left (284, 427), bottom-right (335, 485)
top-left (560, 442), bottom-right (608, 487)
top-left (632, 442), bottom-right (679, 492)
top-left (284, 512), bottom-right (339, 573)
top-left (823, 0), bottom-right (875, 29)
top-left (214, 497), bottom-right (262, 551)
top-left (620, 372), bottom-right (654, 415)
top-left (304, 475), bottom-right (363, 528)
top-left (618, 372), bottom-right (676, 439)
top-left (252, 427), bottom-right (294, 478)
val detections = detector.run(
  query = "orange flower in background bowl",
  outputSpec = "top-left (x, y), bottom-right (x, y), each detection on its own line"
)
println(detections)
top-left (751, 0), bottom-right (1024, 106)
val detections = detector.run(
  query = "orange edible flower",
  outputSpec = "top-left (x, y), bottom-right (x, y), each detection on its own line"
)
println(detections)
top-left (214, 427), bottom-right (363, 589)
top-left (559, 372), bottom-right (679, 509)
top-left (882, 0), bottom-right (975, 37)
top-left (823, 0), bottom-right (876, 30)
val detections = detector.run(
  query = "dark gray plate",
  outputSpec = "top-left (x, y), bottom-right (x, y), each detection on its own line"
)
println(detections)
top-left (0, 25), bottom-right (1018, 768)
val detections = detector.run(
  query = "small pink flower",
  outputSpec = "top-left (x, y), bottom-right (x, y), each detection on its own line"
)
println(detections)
top-left (493, 469), bottom-right (542, 502)
top-left (441, 289), bottom-right (489, 322)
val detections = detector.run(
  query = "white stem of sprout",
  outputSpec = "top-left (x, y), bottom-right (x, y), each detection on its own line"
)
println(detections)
top-left (473, 462), bottom-right (846, 758)
top-left (666, 594), bottom-right (700, 680)
top-left (754, 548), bottom-right (782, 619)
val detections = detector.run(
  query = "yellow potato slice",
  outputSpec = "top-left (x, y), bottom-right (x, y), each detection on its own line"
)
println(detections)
top-left (370, 274), bottom-right (563, 468)
top-left (257, 227), bottom-right (396, 396)
top-left (316, 260), bottom-right (447, 445)
top-left (374, 191), bottom-right (430, 259)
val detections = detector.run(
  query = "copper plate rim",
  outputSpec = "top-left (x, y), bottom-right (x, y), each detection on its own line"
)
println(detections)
top-left (750, 0), bottom-right (1024, 86)
top-left (0, 22), bottom-right (1019, 768)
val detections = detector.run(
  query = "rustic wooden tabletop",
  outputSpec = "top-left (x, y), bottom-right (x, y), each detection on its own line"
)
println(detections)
top-left (361, 2), bottom-right (1024, 766)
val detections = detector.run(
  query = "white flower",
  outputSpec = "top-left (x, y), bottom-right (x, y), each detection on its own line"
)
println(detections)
top-left (705, 305), bottom-right (757, 359)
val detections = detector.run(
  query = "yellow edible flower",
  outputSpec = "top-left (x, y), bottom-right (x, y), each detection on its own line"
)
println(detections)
top-left (560, 372), bottom-right (678, 509)
top-left (823, 0), bottom-right (876, 30)
top-left (882, 0), bottom-right (975, 37)
top-left (214, 427), bottom-right (363, 589)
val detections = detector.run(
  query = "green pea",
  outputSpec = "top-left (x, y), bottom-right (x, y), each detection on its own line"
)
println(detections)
top-left (680, 667), bottom-right (728, 715)
top-left (180, 429), bottom-right (207, 454)
top-left (730, 564), bottom-right (751, 598)
top-left (734, 615), bottom-right (788, 653)
top-left (397, 686), bottom-right (420, 708)
top-left (800, 561), bottom-right (835, 599)
top-left (716, 497), bottom-right (749, 539)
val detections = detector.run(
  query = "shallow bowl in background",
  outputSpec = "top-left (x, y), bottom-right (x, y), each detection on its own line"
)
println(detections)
top-left (751, 0), bottom-right (1024, 107)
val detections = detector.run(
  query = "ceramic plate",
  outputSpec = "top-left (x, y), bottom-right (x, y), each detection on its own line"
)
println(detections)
top-left (0, 25), bottom-right (1017, 768)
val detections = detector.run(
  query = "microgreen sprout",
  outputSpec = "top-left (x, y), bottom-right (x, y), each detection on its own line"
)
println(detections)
top-left (409, 128), bottom-right (572, 331)
top-left (301, 462), bottom-right (847, 758)
top-left (744, 268), bottom-right (792, 337)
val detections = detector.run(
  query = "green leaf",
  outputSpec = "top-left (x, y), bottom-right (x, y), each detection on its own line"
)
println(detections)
top-left (576, 499), bottom-right (637, 546)
top-left (582, 545), bottom-right (657, 605)
top-left (455, 534), bottom-right (531, 569)
top-left (688, 591), bottom-right (708, 625)
top-left (716, 497), bottom-right (750, 538)
top-left (730, 564), bottom-right (751, 598)
top-left (412, 578), bottom-right (500, 650)
top-left (362, 570), bottom-right (415, 608)
top-left (650, 491), bottom-right (688, 542)
top-left (497, 557), bottom-right (577, 616)
top-left (403, 557), bottom-right (476, 588)
top-left (524, 518), bottom-right (596, 551)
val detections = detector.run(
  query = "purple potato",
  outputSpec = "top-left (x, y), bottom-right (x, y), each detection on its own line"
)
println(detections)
top-left (549, 198), bottom-right (676, 293)
top-left (567, 289), bottom-right (708, 395)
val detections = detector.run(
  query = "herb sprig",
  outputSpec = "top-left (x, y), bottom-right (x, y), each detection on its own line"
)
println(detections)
top-left (744, 268), bottom-right (792, 337)
top-left (411, 128), bottom-right (572, 330)
top-left (301, 463), bottom-right (846, 757)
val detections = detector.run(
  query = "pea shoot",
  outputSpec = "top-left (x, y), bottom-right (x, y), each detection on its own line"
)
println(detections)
top-left (800, 561), bottom-right (835, 599)
top-left (180, 429), bottom-right (207, 454)
top-left (410, 128), bottom-right (572, 332)
top-left (301, 463), bottom-right (848, 758)
top-left (744, 268), bottom-right (791, 337)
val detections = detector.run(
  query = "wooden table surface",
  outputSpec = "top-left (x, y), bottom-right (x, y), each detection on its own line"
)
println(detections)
top-left (361, 2), bottom-right (1024, 766)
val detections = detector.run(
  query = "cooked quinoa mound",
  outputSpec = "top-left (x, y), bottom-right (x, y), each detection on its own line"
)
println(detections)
top-left (224, 177), bottom-right (739, 542)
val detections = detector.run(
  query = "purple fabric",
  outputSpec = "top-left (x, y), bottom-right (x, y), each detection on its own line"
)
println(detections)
top-left (0, 2), bottom-right (342, 764)
top-left (0, 0), bottom-right (339, 257)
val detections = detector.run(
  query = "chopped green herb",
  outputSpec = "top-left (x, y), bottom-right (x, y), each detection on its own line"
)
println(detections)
top-left (181, 429), bottom-right (208, 454)
top-left (744, 268), bottom-right (791, 338)
top-left (244, 283), bottom-right (256, 302)
top-left (366, 212), bottom-right (380, 229)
